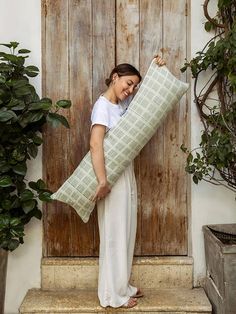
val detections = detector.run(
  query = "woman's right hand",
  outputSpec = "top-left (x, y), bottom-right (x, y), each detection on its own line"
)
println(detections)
top-left (92, 181), bottom-right (111, 202)
top-left (154, 54), bottom-right (166, 66)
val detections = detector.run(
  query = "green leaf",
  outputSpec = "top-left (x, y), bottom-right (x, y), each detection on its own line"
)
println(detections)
top-left (0, 215), bottom-right (10, 228)
top-left (12, 163), bottom-right (27, 176)
top-left (22, 199), bottom-right (36, 213)
top-left (7, 98), bottom-right (21, 108)
top-left (28, 111), bottom-right (44, 123)
top-left (32, 135), bottom-right (43, 145)
top-left (8, 239), bottom-right (20, 251)
top-left (193, 175), bottom-right (199, 184)
top-left (39, 191), bottom-right (52, 202)
top-left (187, 153), bottom-right (193, 163)
top-left (2, 53), bottom-right (23, 65)
top-left (37, 179), bottom-right (46, 190)
top-left (0, 75), bottom-right (6, 83)
top-left (12, 148), bottom-right (26, 162)
top-left (28, 181), bottom-right (38, 191)
top-left (56, 99), bottom-right (72, 109)
top-left (24, 71), bottom-right (38, 78)
top-left (10, 79), bottom-right (28, 89)
top-left (0, 43), bottom-right (13, 48)
top-left (0, 63), bottom-right (13, 72)
top-left (28, 143), bottom-right (38, 158)
top-left (180, 144), bottom-right (188, 153)
top-left (10, 218), bottom-right (21, 227)
top-left (20, 189), bottom-right (34, 201)
top-left (0, 175), bottom-right (12, 187)
top-left (18, 49), bottom-right (31, 54)
top-left (180, 65), bottom-right (187, 73)
top-left (204, 21), bottom-right (212, 32)
top-left (28, 102), bottom-right (51, 111)
top-left (24, 65), bottom-right (39, 72)
top-left (11, 102), bottom-right (25, 111)
top-left (41, 97), bottom-right (52, 104)
top-left (24, 65), bottom-right (39, 77)
top-left (0, 161), bottom-right (10, 173)
top-left (11, 197), bottom-right (20, 209)
top-left (14, 85), bottom-right (32, 97)
top-left (1, 200), bottom-right (12, 210)
top-left (0, 42), bottom-right (19, 49)
top-left (0, 146), bottom-right (5, 157)
top-left (0, 110), bottom-right (17, 122)
top-left (32, 208), bottom-right (42, 220)
top-left (47, 112), bottom-right (70, 128)
top-left (10, 42), bottom-right (19, 49)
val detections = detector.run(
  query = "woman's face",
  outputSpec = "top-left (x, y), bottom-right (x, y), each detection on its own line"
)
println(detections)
top-left (112, 74), bottom-right (140, 102)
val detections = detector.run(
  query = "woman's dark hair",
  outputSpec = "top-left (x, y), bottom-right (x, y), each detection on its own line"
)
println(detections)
top-left (105, 63), bottom-right (142, 86)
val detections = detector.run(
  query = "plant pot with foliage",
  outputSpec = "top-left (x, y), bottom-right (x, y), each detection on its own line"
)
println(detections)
top-left (0, 41), bottom-right (71, 313)
top-left (181, 0), bottom-right (236, 313)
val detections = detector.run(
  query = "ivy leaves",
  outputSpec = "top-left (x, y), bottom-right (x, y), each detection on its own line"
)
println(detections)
top-left (181, 126), bottom-right (234, 185)
top-left (0, 42), bottom-right (72, 251)
top-left (0, 175), bottom-right (13, 187)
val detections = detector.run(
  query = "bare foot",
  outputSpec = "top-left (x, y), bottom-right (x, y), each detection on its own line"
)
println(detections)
top-left (133, 287), bottom-right (144, 298)
top-left (121, 297), bottom-right (137, 308)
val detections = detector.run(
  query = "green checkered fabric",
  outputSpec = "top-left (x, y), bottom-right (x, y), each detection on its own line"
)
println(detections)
top-left (51, 60), bottom-right (189, 222)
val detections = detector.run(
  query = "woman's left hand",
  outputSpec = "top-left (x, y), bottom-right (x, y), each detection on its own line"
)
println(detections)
top-left (92, 181), bottom-right (111, 202)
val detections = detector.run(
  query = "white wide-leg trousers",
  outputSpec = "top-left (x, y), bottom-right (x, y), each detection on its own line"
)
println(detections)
top-left (97, 163), bottom-right (138, 308)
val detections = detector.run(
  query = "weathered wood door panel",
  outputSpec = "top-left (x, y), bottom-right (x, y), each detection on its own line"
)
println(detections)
top-left (42, 0), bottom-right (190, 257)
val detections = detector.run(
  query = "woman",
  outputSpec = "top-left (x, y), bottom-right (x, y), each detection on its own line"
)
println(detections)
top-left (90, 56), bottom-right (165, 308)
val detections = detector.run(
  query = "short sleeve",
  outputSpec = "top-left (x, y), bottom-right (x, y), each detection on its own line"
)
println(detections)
top-left (91, 99), bottom-right (109, 128)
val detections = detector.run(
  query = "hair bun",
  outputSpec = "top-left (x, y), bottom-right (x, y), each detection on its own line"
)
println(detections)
top-left (105, 78), bottom-right (111, 86)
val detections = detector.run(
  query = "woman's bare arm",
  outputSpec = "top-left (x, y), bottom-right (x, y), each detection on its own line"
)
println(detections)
top-left (90, 124), bottom-right (111, 201)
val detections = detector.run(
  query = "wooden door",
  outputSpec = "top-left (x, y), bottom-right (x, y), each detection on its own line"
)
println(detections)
top-left (42, 0), bottom-right (190, 257)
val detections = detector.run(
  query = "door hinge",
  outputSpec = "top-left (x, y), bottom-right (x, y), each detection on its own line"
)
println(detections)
top-left (185, 2), bottom-right (188, 16)
top-left (43, 0), bottom-right (48, 17)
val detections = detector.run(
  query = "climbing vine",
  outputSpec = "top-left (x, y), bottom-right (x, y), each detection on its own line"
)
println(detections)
top-left (181, 0), bottom-right (236, 193)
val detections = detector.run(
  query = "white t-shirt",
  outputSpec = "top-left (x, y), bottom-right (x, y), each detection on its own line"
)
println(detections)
top-left (91, 95), bottom-right (132, 131)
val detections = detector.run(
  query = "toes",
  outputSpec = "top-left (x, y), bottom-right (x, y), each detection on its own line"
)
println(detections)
top-left (127, 298), bottom-right (137, 308)
top-left (122, 297), bottom-right (138, 308)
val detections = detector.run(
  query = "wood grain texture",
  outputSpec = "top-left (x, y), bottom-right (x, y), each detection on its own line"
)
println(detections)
top-left (42, 0), bottom-right (190, 257)
top-left (116, 0), bottom-right (139, 68)
top-left (68, 0), bottom-right (95, 256)
top-left (116, 0), bottom-right (141, 254)
top-left (138, 0), bottom-right (163, 255)
top-left (42, 0), bottom-right (72, 256)
top-left (93, 0), bottom-right (116, 102)
top-left (92, 0), bottom-right (116, 255)
top-left (161, 0), bottom-right (188, 254)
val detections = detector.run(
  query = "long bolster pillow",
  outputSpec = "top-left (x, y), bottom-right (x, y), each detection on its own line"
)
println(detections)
top-left (51, 60), bottom-right (189, 222)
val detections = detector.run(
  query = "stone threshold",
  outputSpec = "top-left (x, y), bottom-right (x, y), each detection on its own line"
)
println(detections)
top-left (42, 256), bottom-right (193, 266)
top-left (19, 288), bottom-right (211, 314)
top-left (41, 257), bottom-right (193, 290)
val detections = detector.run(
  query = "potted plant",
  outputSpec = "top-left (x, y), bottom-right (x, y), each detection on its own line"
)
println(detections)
top-left (181, 1), bottom-right (236, 313)
top-left (0, 41), bottom-right (71, 313)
